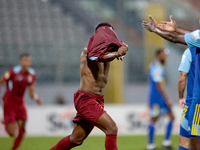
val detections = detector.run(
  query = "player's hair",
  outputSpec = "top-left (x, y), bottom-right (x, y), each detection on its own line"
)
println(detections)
top-left (20, 53), bottom-right (30, 59)
top-left (155, 48), bottom-right (164, 56)
top-left (95, 22), bottom-right (114, 31)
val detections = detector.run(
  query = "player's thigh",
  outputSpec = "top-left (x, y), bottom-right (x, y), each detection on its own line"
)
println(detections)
top-left (70, 121), bottom-right (94, 144)
top-left (190, 137), bottom-right (200, 150)
top-left (5, 123), bottom-right (16, 136)
top-left (179, 135), bottom-right (190, 148)
top-left (95, 112), bottom-right (117, 134)
top-left (16, 119), bottom-right (26, 129)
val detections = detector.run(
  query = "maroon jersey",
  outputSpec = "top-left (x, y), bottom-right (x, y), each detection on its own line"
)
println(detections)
top-left (3, 65), bottom-right (36, 105)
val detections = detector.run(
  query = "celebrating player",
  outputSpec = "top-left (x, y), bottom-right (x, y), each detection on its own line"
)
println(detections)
top-left (142, 15), bottom-right (200, 150)
top-left (178, 47), bottom-right (197, 150)
top-left (147, 48), bottom-right (174, 150)
top-left (50, 23), bottom-right (128, 150)
top-left (0, 53), bottom-right (42, 150)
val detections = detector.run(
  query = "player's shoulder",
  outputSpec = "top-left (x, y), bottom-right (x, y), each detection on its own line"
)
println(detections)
top-left (12, 65), bottom-right (22, 74)
top-left (183, 48), bottom-right (191, 56)
top-left (28, 67), bottom-right (36, 75)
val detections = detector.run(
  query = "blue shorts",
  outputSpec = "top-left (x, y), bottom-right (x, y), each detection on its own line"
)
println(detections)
top-left (150, 103), bottom-right (171, 117)
top-left (180, 102), bottom-right (191, 138)
top-left (189, 103), bottom-right (200, 137)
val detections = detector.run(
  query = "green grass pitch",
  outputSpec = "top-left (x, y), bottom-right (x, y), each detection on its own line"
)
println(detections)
top-left (0, 135), bottom-right (179, 150)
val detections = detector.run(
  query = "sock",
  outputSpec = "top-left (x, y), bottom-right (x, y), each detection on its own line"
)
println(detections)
top-left (105, 134), bottom-right (118, 150)
top-left (178, 146), bottom-right (189, 150)
top-left (148, 122), bottom-right (155, 144)
top-left (165, 121), bottom-right (173, 140)
top-left (50, 135), bottom-right (77, 150)
top-left (12, 129), bottom-right (25, 150)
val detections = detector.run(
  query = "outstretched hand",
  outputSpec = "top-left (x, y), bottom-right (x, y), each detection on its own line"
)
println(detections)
top-left (142, 15), bottom-right (157, 32)
top-left (158, 15), bottom-right (177, 32)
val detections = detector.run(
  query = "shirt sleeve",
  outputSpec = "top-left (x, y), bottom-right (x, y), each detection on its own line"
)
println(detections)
top-left (178, 48), bottom-right (192, 73)
top-left (3, 69), bottom-right (14, 81)
top-left (184, 30), bottom-right (200, 48)
top-left (150, 66), bottom-right (164, 82)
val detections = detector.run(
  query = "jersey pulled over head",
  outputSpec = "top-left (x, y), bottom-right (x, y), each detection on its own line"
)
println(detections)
top-left (87, 22), bottom-right (126, 62)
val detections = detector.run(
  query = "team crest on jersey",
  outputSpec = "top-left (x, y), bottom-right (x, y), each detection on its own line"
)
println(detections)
top-left (192, 30), bottom-right (200, 42)
top-left (4, 71), bottom-right (10, 79)
top-left (28, 75), bottom-right (33, 83)
top-left (17, 75), bottom-right (23, 81)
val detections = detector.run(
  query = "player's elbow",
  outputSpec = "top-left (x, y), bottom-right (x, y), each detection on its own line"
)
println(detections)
top-left (178, 78), bottom-right (185, 85)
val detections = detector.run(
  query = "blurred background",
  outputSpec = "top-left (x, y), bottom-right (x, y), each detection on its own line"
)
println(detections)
top-left (0, 0), bottom-right (199, 105)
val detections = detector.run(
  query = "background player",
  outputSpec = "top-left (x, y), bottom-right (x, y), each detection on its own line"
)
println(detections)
top-left (142, 15), bottom-right (200, 150)
top-left (50, 23), bottom-right (128, 150)
top-left (147, 48), bottom-right (174, 150)
top-left (0, 53), bottom-right (42, 150)
top-left (178, 47), bottom-right (197, 150)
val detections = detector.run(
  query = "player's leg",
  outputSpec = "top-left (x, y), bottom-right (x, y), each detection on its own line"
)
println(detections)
top-left (162, 111), bottom-right (175, 149)
top-left (147, 116), bottom-right (158, 150)
top-left (11, 102), bottom-right (27, 150)
top-left (178, 104), bottom-right (190, 150)
top-left (190, 136), bottom-right (200, 150)
top-left (50, 119), bottom-right (94, 150)
top-left (147, 104), bottom-right (160, 150)
top-left (5, 123), bottom-right (16, 137)
top-left (95, 112), bottom-right (118, 150)
top-left (11, 119), bottom-right (26, 150)
top-left (3, 101), bottom-right (16, 137)
top-left (179, 136), bottom-right (190, 150)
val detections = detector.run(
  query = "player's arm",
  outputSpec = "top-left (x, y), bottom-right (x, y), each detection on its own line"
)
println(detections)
top-left (178, 72), bottom-right (187, 109)
top-left (101, 46), bottom-right (128, 62)
top-left (177, 48), bottom-right (191, 108)
top-left (155, 82), bottom-right (172, 108)
top-left (158, 15), bottom-right (193, 34)
top-left (0, 76), bottom-right (6, 96)
top-left (142, 15), bottom-right (187, 45)
top-left (29, 83), bottom-right (42, 105)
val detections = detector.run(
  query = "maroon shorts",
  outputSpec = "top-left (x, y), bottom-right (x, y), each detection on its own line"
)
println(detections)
top-left (73, 90), bottom-right (106, 126)
top-left (3, 100), bottom-right (27, 124)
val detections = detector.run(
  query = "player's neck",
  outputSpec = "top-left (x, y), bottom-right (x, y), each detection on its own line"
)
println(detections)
top-left (21, 69), bottom-right (29, 74)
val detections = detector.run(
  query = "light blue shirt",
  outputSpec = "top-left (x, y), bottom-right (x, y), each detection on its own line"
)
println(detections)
top-left (184, 30), bottom-right (200, 48)
top-left (178, 48), bottom-right (192, 73)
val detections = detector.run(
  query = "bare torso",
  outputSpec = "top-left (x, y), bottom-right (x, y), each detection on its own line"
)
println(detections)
top-left (79, 48), bottom-right (110, 95)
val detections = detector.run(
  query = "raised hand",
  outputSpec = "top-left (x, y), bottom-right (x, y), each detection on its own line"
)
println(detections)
top-left (142, 15), bottom-right (157, 32)
top-left (158, 15), bottom-right (177, 32)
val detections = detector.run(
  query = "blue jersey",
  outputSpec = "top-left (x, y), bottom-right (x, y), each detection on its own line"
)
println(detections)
top-left (193, 48), bottom-right (200, 103)
top-left (184, 30), bottom-right (200, 48)
top-left (178, 47), bottom-right (197, 102)
top-left (148, 60), bottom-right (165, 106)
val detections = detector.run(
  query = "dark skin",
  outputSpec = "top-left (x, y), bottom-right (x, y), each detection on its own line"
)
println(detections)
top-left (142, 15), bottom-right (189, 45)
top-left (70, 46), bottom-right (128, 146)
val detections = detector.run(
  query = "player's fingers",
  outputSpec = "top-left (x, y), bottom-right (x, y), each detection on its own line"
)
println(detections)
top-left (160, 21), bottom-right (168, 24)
top-left (169, 15), bottom-right (172, 21)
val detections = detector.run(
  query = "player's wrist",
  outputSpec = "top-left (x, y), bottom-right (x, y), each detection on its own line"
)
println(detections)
top-left (179, 95), bottom-right (184, 99)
